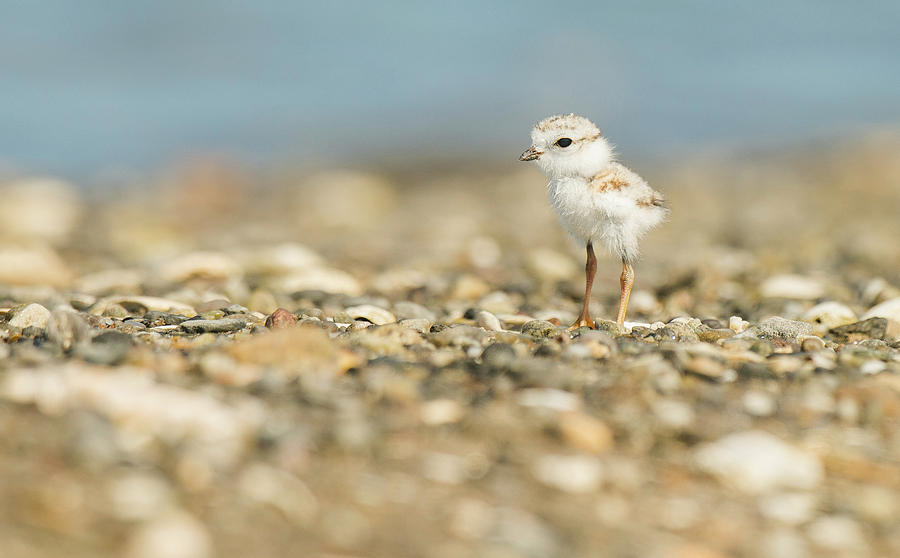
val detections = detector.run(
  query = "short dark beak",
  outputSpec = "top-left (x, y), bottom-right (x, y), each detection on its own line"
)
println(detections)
top-left (519, 146), bottom-right (542, 161)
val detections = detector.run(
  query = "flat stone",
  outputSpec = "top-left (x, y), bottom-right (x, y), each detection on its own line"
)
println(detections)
top-left (102, 296), bottom-right (196, 317)
top-left (343, 304), bottom-right (396, 325)
top-left (180, 318), bottom-right (247, 334)
top-left (755, 317), bottom-right (813, 340)
top-left (830, 317), bottom-right (900, 343)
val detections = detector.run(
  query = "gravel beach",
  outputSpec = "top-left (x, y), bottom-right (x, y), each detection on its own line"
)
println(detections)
top-left (2, 138), bottom-right (900, 558)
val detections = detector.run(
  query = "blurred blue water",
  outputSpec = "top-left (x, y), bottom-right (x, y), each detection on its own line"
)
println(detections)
top-left (1, 1), bottom-right (899, 178)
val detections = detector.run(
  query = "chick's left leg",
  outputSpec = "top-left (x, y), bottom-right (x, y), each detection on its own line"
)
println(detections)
top-left (615, 259), bottom-right (634, 327)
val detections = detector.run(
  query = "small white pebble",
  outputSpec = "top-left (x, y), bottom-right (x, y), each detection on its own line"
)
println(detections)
top-left (743, 391), bottom-right (776, 417)
top-left (517, 388), bottom-right (580, 412)
top-left (533, 454), bottom-right (602, 493)
top-left (474, 310), bottom-right (503, 331)
top-left (420, 399), bottom-right (464, 425)
top-left (729, 315), bottom-right (749, 333)
top-left (860, 359), bottom-right (886, 375)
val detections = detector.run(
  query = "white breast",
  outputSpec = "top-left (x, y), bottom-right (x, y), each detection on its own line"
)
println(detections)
top-left (547, 177), bottom-right (600, 243)
top-left (547, 176), bottom-right (665, 261)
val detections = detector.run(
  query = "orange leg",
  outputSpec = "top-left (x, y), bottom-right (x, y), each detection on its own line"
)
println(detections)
top-left (569, 242), bottom-right (597, 330)
top-left (615, 259), bottom-right (634, 327)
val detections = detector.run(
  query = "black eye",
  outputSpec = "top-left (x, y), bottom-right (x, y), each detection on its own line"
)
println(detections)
top-left (555, 138), bottom-right (572, 148)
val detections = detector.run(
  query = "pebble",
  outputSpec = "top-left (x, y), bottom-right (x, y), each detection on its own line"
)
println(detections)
top-left (517, 388), bottom-right (580, 412)
top-left (755, 317), bottom-right (813, 340)
top-left (107, 472), bottom-right (175, 521)
top-left (393, 301), bottom-right (436, 321)
top-left (760, 274), bottom-right (825, 300)
top-left (806, 515), bottom-right (868, 553)
top-left (742, 390), bottom-right (777, 417)
top-left (430, 324), bottom-right (489, 348)
top-left (798, 335), bottom-right (825, 352)
top-left (422, 452), bottom-right (469, 485)
top-left (694, 430), bottom-right (823, 494)
top-left (558, 411), bottom-right (614, 453)
top-left (343, 304), bottom-right (396, 325)
top-left (420, 399), bottom-right (464, 425)
top-left (862, 296), bottom-right (900, 322)
top-left (474, 310), bottom-right (503, 331)
top-left (450, 274), bottom-right (490, 300)
top-left (7, 302), bottom-right (52, 329)
top-left (123, 511), bottom-right (213, 558)
top-left (180, 318), bottom-right (247, 334)
top-left (683, 356), bottom-right (727, 380)
top-left (830, 317), bottom-right (900, 342)
top-left (102, 296), bottom-right (196, 317)
top-left (532, 454), bottom-right (603, 493)
top-left (520, 319), bottom-right (559, 338)
top-left (264, 308), bottom-right (296, 329)
top-left (729, 315), bottom-right (750, 333)
top-left (653, 398), bottom-right (695, 430)
top-left (82, 330), bottom-right (133, 366)
top-left (757, 491), bottom-right (817, 524)
top-left (802, 301), bottom-right (857, 330)
top-left (227, 325), bottom-right (352, 376)
top-left (46, 308), bottom-right (92, 352)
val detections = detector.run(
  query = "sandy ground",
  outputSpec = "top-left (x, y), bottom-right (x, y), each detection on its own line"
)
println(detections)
top-left (1, 134), bottom-right (900, 558)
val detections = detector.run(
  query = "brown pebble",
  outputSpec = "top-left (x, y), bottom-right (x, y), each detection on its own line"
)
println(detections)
top-left (265, 308), bottom-right (296, 329)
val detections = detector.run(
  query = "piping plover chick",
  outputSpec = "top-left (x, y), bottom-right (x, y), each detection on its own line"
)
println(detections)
top-left (519, 114), bottom-right (667, 329)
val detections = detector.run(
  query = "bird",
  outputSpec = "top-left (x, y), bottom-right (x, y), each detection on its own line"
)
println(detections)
top-left (519, 114), bottom-right (667, 330)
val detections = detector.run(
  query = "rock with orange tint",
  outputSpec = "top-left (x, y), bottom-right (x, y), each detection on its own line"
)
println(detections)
top-left (558, 411), bottom-right (614, 454)
top-left (265, 308), bottom-right (296, 329)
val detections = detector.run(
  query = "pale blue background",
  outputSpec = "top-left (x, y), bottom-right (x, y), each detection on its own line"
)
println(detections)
top-left (2, 1), bottom-right (899, 178)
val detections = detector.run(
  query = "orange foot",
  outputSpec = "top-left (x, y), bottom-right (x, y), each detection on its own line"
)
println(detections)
top-left (568, 316), bottom-right (595, 331)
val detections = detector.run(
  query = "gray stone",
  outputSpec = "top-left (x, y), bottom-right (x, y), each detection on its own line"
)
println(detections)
top-left (755, 317), bottom-right (813, 340)
top-left (81, 330), bottom-right (134, 365)
top-left (392, 301), bottom-right (436, 321)
top-left (46, 308), bottom-right (91, 352)
top-left (180, 318), bottom-right (247, 334)
top-left (830, 317), bottom-right (900, 342)
top-left (430, 324), bottom-right (489, 348)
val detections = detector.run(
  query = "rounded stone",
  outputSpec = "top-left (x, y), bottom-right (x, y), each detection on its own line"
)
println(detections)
top-left (7, 303), bottom-right (52, 329)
